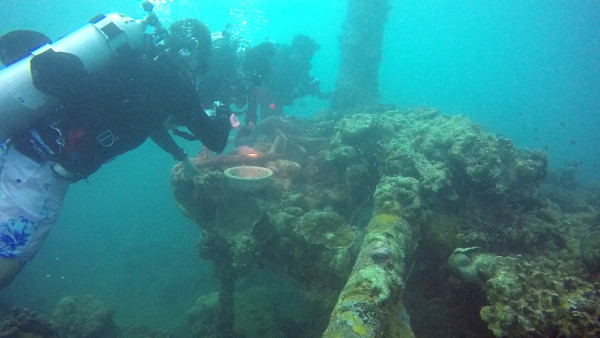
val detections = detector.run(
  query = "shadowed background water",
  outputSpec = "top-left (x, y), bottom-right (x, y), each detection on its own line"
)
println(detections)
top-left (1, 0), bottom-right (598, 333)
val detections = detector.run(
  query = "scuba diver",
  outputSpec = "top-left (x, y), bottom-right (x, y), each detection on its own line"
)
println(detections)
top-left (263, 34), bottom-right (328, 117)
top-left (0, 7), bottom-right (234, 288)
top-left (196, 23), bottom-right (250, 110)
top-left (234, 34), bottom-right (327, 145)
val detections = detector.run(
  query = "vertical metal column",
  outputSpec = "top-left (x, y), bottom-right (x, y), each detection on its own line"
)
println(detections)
top-left (330, 0), bottom-right (391, 111)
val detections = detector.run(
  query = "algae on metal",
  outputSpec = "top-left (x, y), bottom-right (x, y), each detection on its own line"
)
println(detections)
top-left (323, 180), bottom-right (415, 337)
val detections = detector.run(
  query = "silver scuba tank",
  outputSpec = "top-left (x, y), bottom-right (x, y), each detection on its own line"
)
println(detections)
top-left (0, 13), bottom-right (147, 141)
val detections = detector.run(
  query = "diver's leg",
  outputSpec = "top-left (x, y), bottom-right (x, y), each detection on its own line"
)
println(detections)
top-left (0, 146), bottom-right (70, 289)
top-left (0, 143), bottom-right (25, 288)
top-left (0, 256), bottom-right (23, 289)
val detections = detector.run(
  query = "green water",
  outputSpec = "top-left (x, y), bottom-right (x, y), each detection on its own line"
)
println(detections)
top-left (1, 0), bottom-right (598, 335)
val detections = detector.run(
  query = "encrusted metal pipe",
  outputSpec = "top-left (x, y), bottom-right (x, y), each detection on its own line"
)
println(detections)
top-left (323, 213), bottom-right (415, 337)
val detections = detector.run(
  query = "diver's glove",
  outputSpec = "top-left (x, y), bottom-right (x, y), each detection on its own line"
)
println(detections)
top-left (214, 101), bottom-right (231, 119)
top-left (212, 102), bottom-right (240, 130)
top-left (203, 101), bottom-right (232, 118)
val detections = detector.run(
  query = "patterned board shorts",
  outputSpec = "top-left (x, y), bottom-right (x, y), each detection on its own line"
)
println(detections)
top-left (0, 144), bottom-right (70, 262)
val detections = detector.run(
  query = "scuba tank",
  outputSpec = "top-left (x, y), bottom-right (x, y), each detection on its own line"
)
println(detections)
top-left (0, 2), bottom-right (166, 141)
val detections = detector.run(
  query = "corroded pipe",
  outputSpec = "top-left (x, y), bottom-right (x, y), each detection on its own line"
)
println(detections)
top-left (323, 213), bottom-right (415, 337)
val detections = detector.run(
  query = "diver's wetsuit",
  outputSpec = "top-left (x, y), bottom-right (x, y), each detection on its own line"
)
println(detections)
top-left (1, 39), bottom-right (231, 261)
top-left (12, 43), bottom-right (230, 180)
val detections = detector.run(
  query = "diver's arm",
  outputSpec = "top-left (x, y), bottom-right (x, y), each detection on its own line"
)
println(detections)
top-left (184, 109), bottom-right (231, 153)
top-left (149, 128), bottom-right (186, 161)
top-left (150, 128), bottom-right (201, 177)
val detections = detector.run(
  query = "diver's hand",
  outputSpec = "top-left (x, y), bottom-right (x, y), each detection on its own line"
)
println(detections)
top-left (181, 157), bottom-right (201, 179)
top-left (214, 103), bottom-right (231, 118)
top-left (229, 114), bottom-right (241, 129)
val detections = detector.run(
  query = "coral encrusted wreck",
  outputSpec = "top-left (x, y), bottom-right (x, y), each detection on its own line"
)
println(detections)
top-left (171, 107), bottom-right (600, 337)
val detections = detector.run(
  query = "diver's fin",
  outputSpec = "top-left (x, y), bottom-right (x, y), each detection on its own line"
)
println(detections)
top-left (0, 29), bottom-right (51, 66)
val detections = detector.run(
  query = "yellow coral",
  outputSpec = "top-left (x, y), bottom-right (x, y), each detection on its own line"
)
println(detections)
top-left (365, 213), bottom-right (402, 236)
top-left (340, 311), bottom-right (370, 336)
top-left (373, 213), bottom-right (400, 224)
top-left (352, 321), bottom-right (368, 335)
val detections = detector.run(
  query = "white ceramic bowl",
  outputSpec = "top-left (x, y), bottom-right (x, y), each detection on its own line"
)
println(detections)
top-left (224, 166), bottom-right (273, 192)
